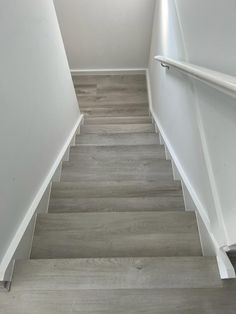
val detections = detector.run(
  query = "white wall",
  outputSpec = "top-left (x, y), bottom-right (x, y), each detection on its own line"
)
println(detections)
top-left (148, 0), bottom-right (236, 251)
top-left (53, 0), bottom-right (156, 70)
top-left (175, 0), bottom-right (236, 247)
top-left (0, 0), bottom-right (80, 279)
top-left (176, 0), bottom-right (236, 76)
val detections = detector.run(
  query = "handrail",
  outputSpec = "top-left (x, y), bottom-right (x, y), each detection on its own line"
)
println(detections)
top-left (155, 56), bottom-right (236, 96)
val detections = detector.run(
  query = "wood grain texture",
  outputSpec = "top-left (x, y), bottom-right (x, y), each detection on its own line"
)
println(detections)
top-left (78, 95), bottom-right (148, 106)
top-left (74, 74), bottom-right (148, 109)
top-left (76, 133), bottom-right (159, 145)
top-left (31, 212), bottom-right (201, 259)
top-left (69, 144), bottom-right (166, 160)
top-left (81, 106), bottom-right (149, 117)
top-left (49, 196), bottom-right (185, 213)
top-left (13, 256), bottom-right (235, 291)
top-left (50, 180), bottom-right (182, 198)
top-left (60, 158), bottom-right (174, 182)
top-left (80, 124), bottom-right (155, 134)
top-left (62, 158), bottom-right (173, 172)
top-left (49, 180), bottom-right (184, 213)
top-left (73, 74), bottom-right (146, 85)
top-left (84, 116), bottom-right (152, 124)
top-left (1, 288), bottom-right (236, 314)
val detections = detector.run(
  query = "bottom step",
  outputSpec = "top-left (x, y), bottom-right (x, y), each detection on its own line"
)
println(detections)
top-left (1, 288), bottom-right (236, 314)
top-left (12, 257), bottom-right (233, 291)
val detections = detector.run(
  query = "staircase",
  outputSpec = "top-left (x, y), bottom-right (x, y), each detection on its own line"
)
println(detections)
top-left (1, 74), bottom-right (236, 313)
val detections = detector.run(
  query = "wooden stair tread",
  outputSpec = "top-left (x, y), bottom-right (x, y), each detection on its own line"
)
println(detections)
top-left (49, 180), bottom-right (184, 213)
top-left (12, 256), bottom-right (234, 291)
top-left (80, 103), bottom-right (148, 109)
top-left (73, 73), bottom-right (146, 85)
top-left (80, 123), bottom-right (155, 134)
top-left (70, 144), bottom-right (165, 160)
top-left (2, 288), bottom-right (236, 314)
top-left (50, 180), bottom-right (182, 198)
top-left (82, 107), bottom-right (149, 117)
top-left (78, 95), bottom-right (148, 106)
top-left (49, 196), bottom-right (185, 213)
top-left (31, 212), bottom-right (201, 259)
top-left (84, 116), bottom-right (152, 124)
top-left (76, 133), bottom-right (159, 145)
top-left (62, 158), bottom-right (173, 170)
top-left (60, 158), bottom-right (174, 182)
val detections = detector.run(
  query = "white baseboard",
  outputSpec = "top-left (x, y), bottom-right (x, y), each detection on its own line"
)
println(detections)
top-left (146, 69), bottom-right (235, 279)
top-left (0, 114), bottom-right (84, 282)
top-left (71, 68), bottom-right (147, 76)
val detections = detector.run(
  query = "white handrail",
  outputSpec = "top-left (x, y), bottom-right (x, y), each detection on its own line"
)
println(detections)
top-left (155, 56), bottom-right (236, 96)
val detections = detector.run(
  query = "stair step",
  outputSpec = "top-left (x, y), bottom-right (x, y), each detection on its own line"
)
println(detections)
top-left (2, 288), bottom-right (236, 313)
top-left (31, 212), bottom-right (201, 259)
top-left (49, 180), bottom-right (184, 213)
top-left (80, 103), bottom-right (148, 109)
top-left (84, 116), bottom-right (152, 124)
top-left (96, 87), bottom-right (147, 96)
top-left (51, 180), bottom-right (182, 198)
top-left (76, 93), bottom-right (148, 103)
top-left (80, 124), bottom-right (155, 134)
top-left (78, 96), bottom-right (148, 107)
top-left (61, 173), bottom-right (174, 182)
top-left (12, 256), bottom-right (231, 291)
top-left (61, 159), bottom-right (173, 182)
top-left (62, 158), bottom-right (172, 170)
top-left (73, 74), bottom-right (146, 86)
top-left (78, 93), bottom-right (148, 106)
top-left (76, 85), bottom-right (147, 97)
top-left (76, 133), bottom-right (159, 146)
top-left (68, 155), bottom-right (166, 165)
top-left (49, 196), bottom-right (185, 213)
top-left (82, 107), bottom-right (149, 117)
top-left (69, 144), bottom-right (165, 160)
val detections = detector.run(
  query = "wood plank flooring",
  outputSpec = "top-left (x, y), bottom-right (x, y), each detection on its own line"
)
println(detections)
top-left (2, 73), bottom-right (236, 313)
top-left (30, 212), bottom-right (201, 259)
top-left (11, 257), bottom-right (236, 291)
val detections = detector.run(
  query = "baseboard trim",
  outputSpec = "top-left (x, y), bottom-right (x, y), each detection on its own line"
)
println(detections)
top-left (71, 68), bottom-right (147, 76)
top-left (0, 114), bottom-right (84, 281)
top-left (146, 69), bottom-right (235, 279)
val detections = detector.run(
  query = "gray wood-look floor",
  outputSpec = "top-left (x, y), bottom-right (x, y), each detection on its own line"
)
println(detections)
top-left (31, 212), bottom-right (202, 259)
top-left (11, 257), bottom-right (236, 291)
top-left (3, 74), bottom-right (236, 313)
top-left (84, 116), bottom-right (152, 124)
top-left (69, 144), bottom-right (167, 160)
top-left (2, 288), bottom-right (236, 313)
top-left (80, 123), bottom-right (155, 134)
top-left (76, 133), bottom-right (160, 145)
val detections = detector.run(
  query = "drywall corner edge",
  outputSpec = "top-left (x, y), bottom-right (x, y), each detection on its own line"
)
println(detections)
top-left (0, 114), bottom-right (84, 282)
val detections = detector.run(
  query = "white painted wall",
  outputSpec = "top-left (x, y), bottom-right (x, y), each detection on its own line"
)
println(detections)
top-left (0, 0), bottom-right (80, 279)
top-left (176, 0), bottom-right (236, 76)
top-left (53, 0), bottom-right (156, 70)
top-left (148, 0), bottom-right (236, 251)
top-left (175, 0), bottom-right (236, 247)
